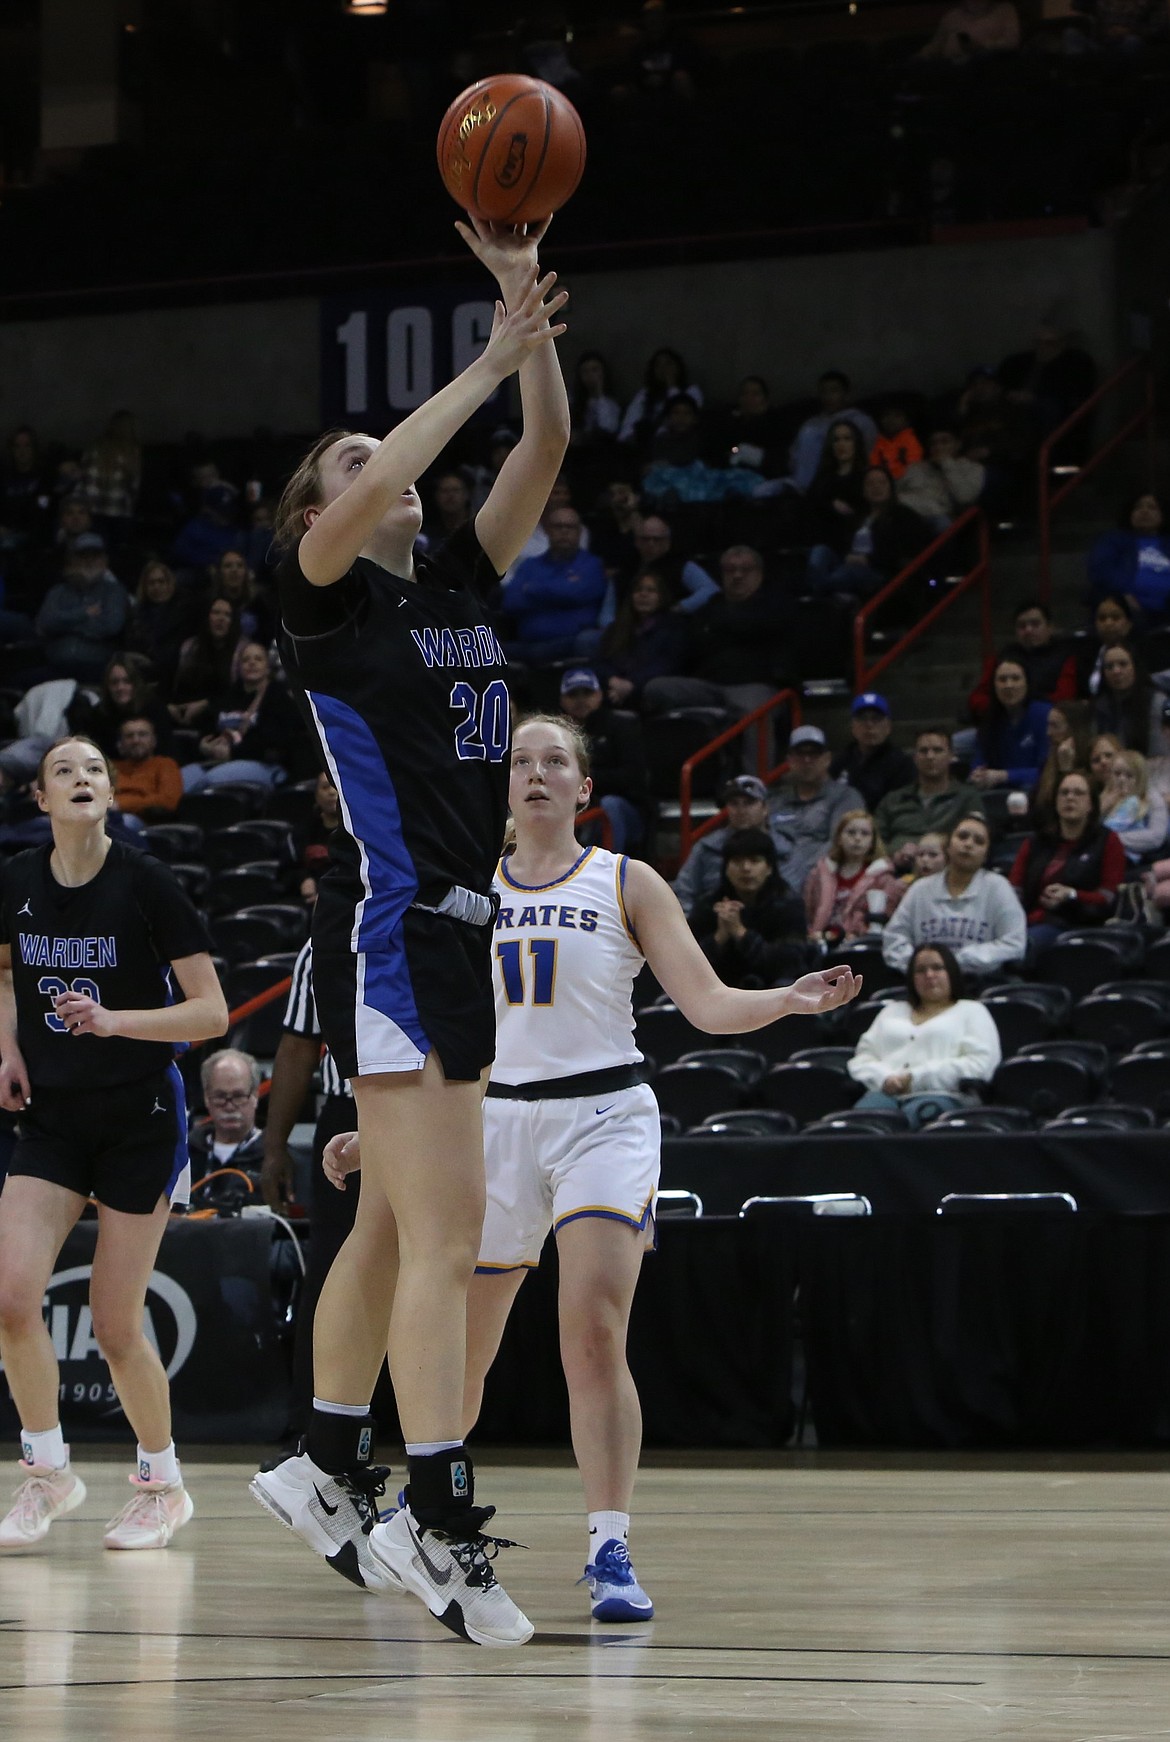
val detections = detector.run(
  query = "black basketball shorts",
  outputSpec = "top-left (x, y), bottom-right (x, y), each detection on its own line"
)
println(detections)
top-left (311, 901), bottom-right (496, 1084)
top-left (6, 1065), bottom-right (189, 1216)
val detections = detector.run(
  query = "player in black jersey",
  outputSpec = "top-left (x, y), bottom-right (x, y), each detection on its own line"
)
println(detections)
top-left (251, 218), bottom-right (569, 1647)
top-left (0, 737), bottom-right (227, 1554)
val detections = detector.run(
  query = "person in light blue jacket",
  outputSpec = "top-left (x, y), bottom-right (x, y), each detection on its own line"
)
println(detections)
top-left (969, 657), bottom-right (1051, 793)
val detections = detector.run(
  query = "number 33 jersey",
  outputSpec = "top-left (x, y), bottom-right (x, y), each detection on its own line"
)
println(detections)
top-left (0, 840), bottom-right (213, 1089)
top-left (278, 526), bottom-right (511, 947)
top-left (490, 846), bottom-right (646, 1086)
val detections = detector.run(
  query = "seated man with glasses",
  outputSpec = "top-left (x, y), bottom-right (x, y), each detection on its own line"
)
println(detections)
top-left (188, 1047), bottom-right (265, 1181)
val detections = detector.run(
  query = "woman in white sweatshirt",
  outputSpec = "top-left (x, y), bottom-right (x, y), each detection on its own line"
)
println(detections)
top-left (848, 942), bottom-right (1002, 1128)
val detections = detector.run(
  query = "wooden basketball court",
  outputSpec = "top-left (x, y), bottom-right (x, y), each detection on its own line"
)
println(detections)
top-left (3, 1449), bottom-right (1169, 1740)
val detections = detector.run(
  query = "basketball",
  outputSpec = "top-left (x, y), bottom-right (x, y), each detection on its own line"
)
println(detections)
top-left (436, 75), bottom-right (586, 226)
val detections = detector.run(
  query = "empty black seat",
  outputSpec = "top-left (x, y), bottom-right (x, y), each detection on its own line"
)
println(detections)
top-left (1141, 935), bottom-right (1170, 982)
top-left (659, 1113), bottom-right (682, 1139)
top-left (227, 955), bottom-right (299, 1012)
top-left (979, 982), bottom-right (1071, 1057)
top-left (822, 937), bottom-right (902, 994)
top-left (175, 787), bottom-right (262, 830)
top-left (652, 1060), bottom-right (746, 1128)
top-left (690, 1109), bottom-right (798, 1137)
top-left (141, 822), bottom-right (205, 863)
top-left (643, 708), bottom-right (730, 801)
top-left (1035, 926), bottom-right (1146, 999)
top-left (1106, 1047), bottom-right (1170, 1117)
top-left (676, 1047), bottom-right (765, 1090)
top-left (759, 1058), bottom-right (858, 1126)
top-left (1044, 1103), bottom-right (1156, 1132)
top-left (263, 780), bottom-right (319, 827)
top-left (744, 1011), bottom-right (845, 1064)
top-left (169, 861), bottom-right (210, 904)
top-left (990, 1039), bottom-right (1107, 1118)
top-left (635, 1002), bottom-right (708, 1071)
top-left (235, 903), bottom-right (310, 946)
top-left (921, 1105), bottom-right (1035, 1133)
top-left (802, 1108), bottom-right (906, 1135)
top-left (230, 1001), bottom-right (286, 1061)
top-left (1071, 984), bottom-right (1170, 1052)
top-left (207, 862), bottom-right (286, 915)
top-left (210, 914), bottom-right (290, 964)
top-left (937, 1191), bottom-right (1078, 1215)
top-left (208, 820), bottom-right (296, 871)
top-left (741, 1191), bottom-right (872, 1217)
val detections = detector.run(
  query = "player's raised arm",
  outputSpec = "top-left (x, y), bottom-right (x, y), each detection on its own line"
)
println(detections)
top-left (622, 859), bottom-right (862, 1034)
top-left (460, 218), bottom-right (572, 574)
top-left (297, 271), bottom-right (568, 587)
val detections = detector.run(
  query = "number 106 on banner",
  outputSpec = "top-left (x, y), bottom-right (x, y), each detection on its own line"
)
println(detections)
top-left (320, 291), bottom-right (506, 425)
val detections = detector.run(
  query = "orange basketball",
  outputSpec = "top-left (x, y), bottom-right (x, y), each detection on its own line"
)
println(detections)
top-left (437, 75), bottom-right (586, 225)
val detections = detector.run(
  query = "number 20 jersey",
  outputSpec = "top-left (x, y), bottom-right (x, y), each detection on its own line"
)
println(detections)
top-left (278, 526), bottom-right (511, 949)
top-left (490, 846), bottom-right (646, 1086)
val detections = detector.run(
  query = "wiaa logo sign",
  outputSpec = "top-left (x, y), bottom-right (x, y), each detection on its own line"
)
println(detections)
top-left (0, 1266), bottom-right (197, 1419)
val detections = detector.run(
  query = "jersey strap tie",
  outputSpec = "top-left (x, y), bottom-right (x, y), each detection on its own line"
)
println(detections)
top-left (485, 1063), bottom-right (646, 1103)
top-left (411, 885), bottom-right (497, 928)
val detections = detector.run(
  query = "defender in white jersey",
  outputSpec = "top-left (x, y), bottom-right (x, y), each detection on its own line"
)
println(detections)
top-left (324, 715), bottom-right (861, 1624)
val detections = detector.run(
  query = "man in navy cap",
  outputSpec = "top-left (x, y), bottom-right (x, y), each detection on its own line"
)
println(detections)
top-left (831, 693), bottom-right (916, 815)
top-left (672, 772), bottom-right (794, 916)
top-left (559, 668), bottom-right (651, 853)
top-left (769, 723), bottom-right (864, 892)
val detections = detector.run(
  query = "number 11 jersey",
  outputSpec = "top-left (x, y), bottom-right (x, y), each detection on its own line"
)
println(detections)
top-left (278, 525), bottom-right (511, 951)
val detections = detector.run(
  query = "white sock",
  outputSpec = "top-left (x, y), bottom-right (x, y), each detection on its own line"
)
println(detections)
top-left (137, 1441), bottom-right (180, 1486)
top-left (588, 1510), bottom-right (630, 1554)
top-left (20, 1425), bottom-right (67, 1472)
top-left (312, 1397), bottom-right (370, 1417)
top-left (404, 1440), bottom-right (463, 1458)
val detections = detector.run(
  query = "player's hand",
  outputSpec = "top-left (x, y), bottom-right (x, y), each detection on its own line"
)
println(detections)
top-left (260, 1144), bottom-right (296, 1211)
top-left (778, 965), bottom-right (863, 1017)
top-left (455, 214), bottom-right (551, 299)
top-left (53, 990), bottom-right (118, 1038)
top-left (0, 1053), bottom-right (30, 1111)
top-left (322, 1130), bottom-right (361, 1193)
top-left (481, 269), bottom-right (568, 382)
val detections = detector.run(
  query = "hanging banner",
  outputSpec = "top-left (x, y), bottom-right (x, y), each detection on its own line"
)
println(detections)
top-left (320, 285), bottom-right (507, 430)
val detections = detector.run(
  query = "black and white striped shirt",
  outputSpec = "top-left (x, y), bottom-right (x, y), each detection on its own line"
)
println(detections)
top-left (283, 942), bottom-right (352, 1101)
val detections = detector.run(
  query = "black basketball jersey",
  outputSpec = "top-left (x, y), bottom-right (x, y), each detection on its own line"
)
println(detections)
top-left (277, 525), bottom-right (510, 948)
top-left (0, 840), bottom-right (214, 1089)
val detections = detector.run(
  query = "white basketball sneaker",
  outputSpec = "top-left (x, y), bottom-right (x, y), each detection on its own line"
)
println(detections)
top-left (103, 1474), bottom-right (194, 1549)
top-left (250, 1452), bottom-right (400, 1593)
top-left (0, 1462), bottom-right (87, 1550)
top-left (367, 1502), bottom-right (534, 1647)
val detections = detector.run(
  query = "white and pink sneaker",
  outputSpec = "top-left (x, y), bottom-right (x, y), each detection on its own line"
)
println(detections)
top-left (103, 1473), bottom-right (193, 1550)
top-left (0, 1462), bottom-right (87, 1550)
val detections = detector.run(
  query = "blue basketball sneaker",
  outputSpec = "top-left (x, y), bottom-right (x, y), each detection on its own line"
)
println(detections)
top-left (581, 1537), bottom-right (654, 1622)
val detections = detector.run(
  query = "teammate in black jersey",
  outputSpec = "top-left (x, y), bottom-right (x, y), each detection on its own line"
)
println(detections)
top-left (0, 736), bottom-right (227, 1554)
top-left (251, 218), bottom-right (569, 1647)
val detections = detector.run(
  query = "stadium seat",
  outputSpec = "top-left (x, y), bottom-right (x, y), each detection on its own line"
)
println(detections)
top-left (1035, 927), bottom-right (1146, 999)
top-left (653, 1060), bottom-right (748, 1128)
top-left (230, 1001), bottom-right (287, 1062)
top-left (990, 1039), bottom-right (1108, 1117)
top-left (1140, 935), bottom-right (1170, 982)
top-left (656, 1189), bottom-right (703, 1218)
top-left (210, 914), bottom-right (290, 963)
top-left (822, 936), bottom-right (902, 994)
top-left (207, 863), bottom-right (286, 915)
top-left (978, 983), bottom-right (1071, 1058)
top-left (169, 861), bottom-right (210, 904)
top-left (643, 708), bottom-right (730, 802)
top-left (141, 823), bottom-right (205, 863)
top-left (689, 1110), bottom-right (798, 1137)
top-left (937, 1191), bottom-right (1078, 1214)
top-left (659, 1113), bottom-right (682, 1139)
top-left (740, 1192), bottom-right (872, 1216)
top-left (1106, 1044), bottom-right (1170, 1118)
top-left (207, 820), bottom-right (296, 871)
top-left (745, 1011), bottom-right (844, 1064)
top-left (1071, 983), bottom-right (1170, 1053)
top-left (839, 986), bottom-right (908, 1045)
top-left (759, 1057), bottom-right (859, 1125)
top-left (802, 1108), bottom-right (906, 1135)
top-left (635, 1002), bottom-right (708, 1071)
top-left (227, 955), bottom-right (299, 1012)
top-left (263, 780), bottom-right (319, 827)
top-left (1043, 1103), bottom-right (1155, 1133)
top-left (788, 1046), bottom-right (857, 1070)
top-left (921, 1106), bottom-right (1035, 1133)
top-left (234, 903), bottom-right (310, 947)
top-left (175, 787), bottom-right (262, 830)
top-left (677, 1047), bottom-right (766, 1090)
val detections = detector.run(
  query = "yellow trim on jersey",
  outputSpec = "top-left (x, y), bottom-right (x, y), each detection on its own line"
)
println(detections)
top-left (552, 1188), bottom-right (656, 1234)
top-left (497, 845), bottom-right (597, 893)
top-left (614, 855), bottom-right (643, 954)
top-left (475, 1259), bottom-right (540, 1273)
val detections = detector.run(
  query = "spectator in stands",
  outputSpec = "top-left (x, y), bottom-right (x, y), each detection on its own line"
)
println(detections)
top-left (243, 499), bottom-right (276, 575)
top-left (34, 533), bottom-right (129, 681)
top-left (112, 716), bottom-right (183, 818)
top-left (423, 471), bottom-right (473, 548)
top-left (831, 692), bottom-right (916, 814)
top-left (954, 368), bottom-right (1036, 515)
top-left (126, 559), bottom-right (195, 685)
top-left (189, 1049), bottom-right (266, 1180)
top-left (68, 650), bottom-right (175, 759)
top-left (618, 348), bottom-right (703, 448)
top-left (1099, 748), bottom-right (1168, 859)
top-left (0, 425), bottom-right (52, 546)
top-left (869, 403), bottom-right (924, 480)
top-left (467, 425), bottom-right (518, 516)
top-left (1076, 593), bottom-right (1140, 697)
top-left (1086, 492), bottom-right (1170, 620)
top-left (969, 657), bottom-right (1051, 791)
top-left (917, 0), bottom-right (1022, 60)
top-left (1093, 644), bottom-right (1154, 753)
top-left (769, 725), bottom-right (865, 892)
top-left (909, 831), bottom-right (947, 878)
top-left (49, 496), bottom-right (95, 560)
top-left (79, 409), bottom-right (140, 551)
top-left (502, 474), bottom-right (592, 582)
top-left (787, 372), bottom-right (879, 494)
top-left (968, 600), bottom-right (1076, 723)
top-left (895, 429), bottom-right (986, 532)
top-left (806, 466), bottom-right (931, 599)
top-left (648, 391), bottom-right (708, 469)
top-left (642, 545), bottom-right (792, 768)
top-left (688, 828), bottom-right (809, 989)
top-left (805, 809), bottom-right (905, 942)
top-left (596, 569), bottom-right (687, 708)
top-left (558, 669), bottom-right (651, 853)
top-left (1090, 732), bottom-right (1123, 789)
top-left (997, 318), bottom-right (1097, 443)
top-left (171, 480), bottom-right (242, 575)
top-left (297, 770), bottom-right (340, 902)
top-left (876, 725), bottom-right (985, 864)
top-left (883, 813), bottom-right (1025, 978)
top-left (587, 480), bottom-right (641, 577)
top-left (716, 375), bottom-right (788, 480)
top-left (1032, 699), bottom-right (1095, 827)
top-left (612, 0), bottom-right (703, 102)
top-left (803, 421), bottom-right (869, 548)
top-left (672, 774), bottom-right (792, 917)
top-left (214, 546), bottom-right (275, 646)
top-left (169, 596), bottom-right (247, 728)
top-left (1009, 769), bottom-right (1126, 952)
top-left (848, 943), bottom-right (1001, 1127)
top-left (570, 351), bottom-right (623, 447)
top-left (185, 641), bottom-right (302, 791)
top-left (620, 513), bottom-right (719, 615)
top-left (502, 505), bottom-right (608, 662)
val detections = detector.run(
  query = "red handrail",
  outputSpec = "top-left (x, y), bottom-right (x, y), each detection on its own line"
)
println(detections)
top-left (1038, 354), bottom-right (1156, 602)
top-left (678, 688), bottom-right (801, 860)
top-left (575, 804), bottom-right (614, 850)
top-left (853, 508), bottom-right (992, 693)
